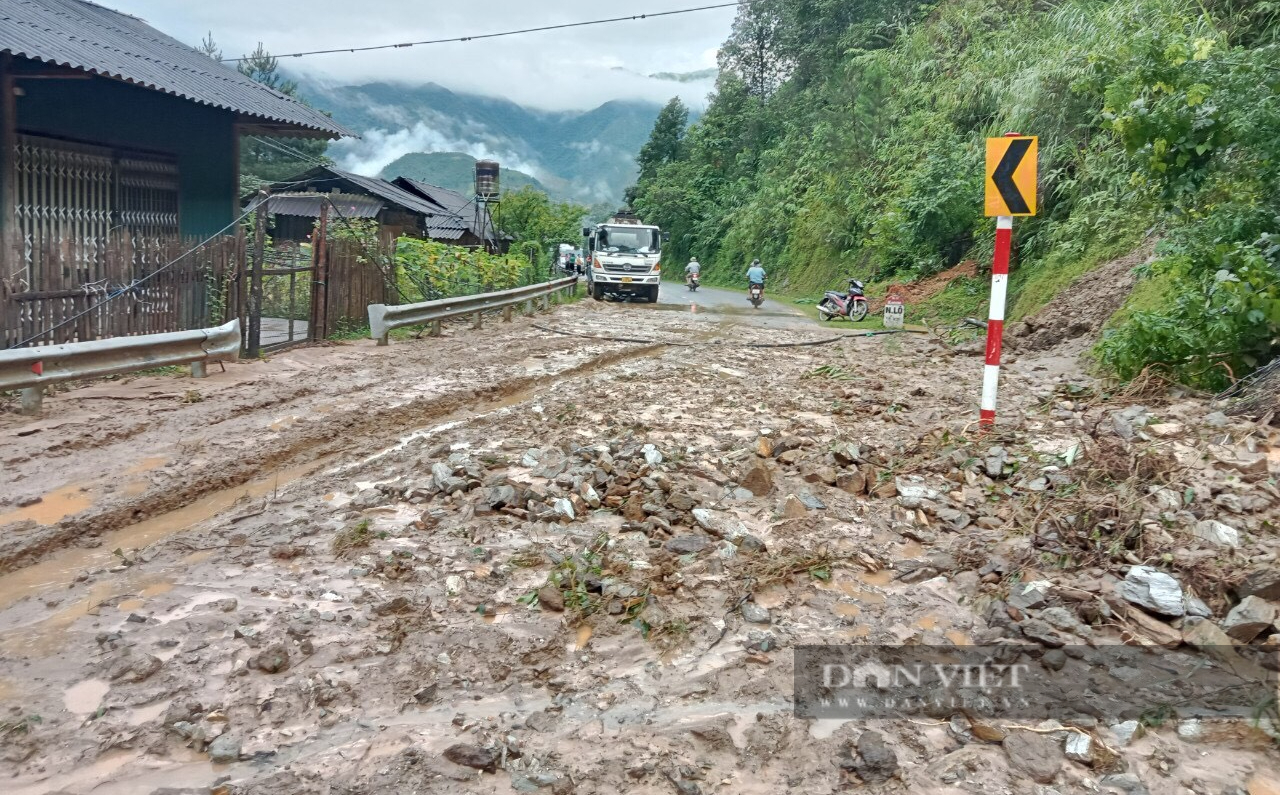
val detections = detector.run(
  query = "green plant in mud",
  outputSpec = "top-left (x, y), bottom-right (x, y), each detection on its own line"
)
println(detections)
top-left (332, 519), bottom-right (372, 557)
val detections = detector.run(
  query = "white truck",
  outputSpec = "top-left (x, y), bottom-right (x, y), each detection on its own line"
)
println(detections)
top-left (582, 212), bottom-right (666, 303)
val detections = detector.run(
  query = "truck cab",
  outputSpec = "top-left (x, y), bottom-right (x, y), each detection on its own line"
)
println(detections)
top-left (583, 212), bottom-right (665, 303)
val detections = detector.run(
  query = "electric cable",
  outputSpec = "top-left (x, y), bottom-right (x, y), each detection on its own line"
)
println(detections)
top-left (220, 2), bottom-right (746, 63)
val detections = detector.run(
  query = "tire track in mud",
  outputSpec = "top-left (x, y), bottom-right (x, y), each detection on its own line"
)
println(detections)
top-left (0, 341), bottom-right (668, 575)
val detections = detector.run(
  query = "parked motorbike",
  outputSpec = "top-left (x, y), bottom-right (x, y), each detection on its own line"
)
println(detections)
top-left (817, 279), bottom-right (869, 322)
top-left (686, 273), bottom-right (700, 291)
top-left (749, 282), bottom-right (764, 308)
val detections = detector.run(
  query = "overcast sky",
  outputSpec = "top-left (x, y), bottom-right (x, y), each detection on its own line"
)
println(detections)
top-left (105, 0), bottom-right (736, 109)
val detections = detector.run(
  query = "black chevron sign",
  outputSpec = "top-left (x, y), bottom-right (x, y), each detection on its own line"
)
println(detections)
top-left (985, 136), bottom-right (1038, 217)
top-left (993, 138), bottom-right (1032, 213)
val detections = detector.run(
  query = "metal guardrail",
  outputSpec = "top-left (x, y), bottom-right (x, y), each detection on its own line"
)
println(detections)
top-left (368, 277), bottom-right (578, 345)
top-left (1, 319), bottom-right (241, 415)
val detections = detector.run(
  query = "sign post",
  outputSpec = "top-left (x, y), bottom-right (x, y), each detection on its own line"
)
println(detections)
top-left (980, 133), bottom-right (1037, 428)
top-left (883, 288), bottom-right (905, 329)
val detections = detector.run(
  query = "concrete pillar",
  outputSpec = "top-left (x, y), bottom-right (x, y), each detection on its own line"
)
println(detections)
top-left (540, 295), bottom-right (550, 312)
top-left (190, 361), bottom-right (208, 378)
top-left (472, 312), bottom-right (483, 330)
top-left (430, 320), bottom-right (442, 338)
top-left (19, 386), bottom-right (43, 416)
top-left (503, 305), bottom-right (513, 323)
top-left (376, 335), bottom-right (389, 347)
top-left (523, 300), bottom-right (533, 316)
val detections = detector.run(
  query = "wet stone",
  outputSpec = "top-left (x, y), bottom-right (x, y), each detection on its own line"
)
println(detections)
top-left (741, 603), bottom-right (771, 624)
top-left (251, 643), bottom-right (290, 674)
top-left (443, 743), bottom-right (499, 773)
top-left (208, 734), bottom-right (241, 764)
top-left (852, 730), bottom-right (898, 784)
top-left (665, 535), bottom-right (710, 555)
top-left (537, 585), bottom-right (566, 613)
top-left (1003, 730), bottom-right (1063, 784)
top-left (1119, 565), bottom-right (1185, 617)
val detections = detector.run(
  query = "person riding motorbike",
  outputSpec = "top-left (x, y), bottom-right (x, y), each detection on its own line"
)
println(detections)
top-left (684, 257), bottom-right (701, 286)
top-left (746, 259), bottom-right (766, 289)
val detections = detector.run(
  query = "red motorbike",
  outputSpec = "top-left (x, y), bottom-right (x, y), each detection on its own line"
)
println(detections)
top-left (817, 279), bottom-right (869, 322)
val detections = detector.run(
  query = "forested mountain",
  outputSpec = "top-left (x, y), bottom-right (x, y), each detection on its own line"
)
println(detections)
top-left (629, 0), bottom-right (1280, 389)
top-left (297, 80), bottom-right (673, 203)
top-left (379, 153), bottom-right (550, 197)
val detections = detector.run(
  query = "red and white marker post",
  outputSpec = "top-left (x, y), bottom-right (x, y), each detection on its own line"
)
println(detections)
top-left (979, 215), bottom-right (1012, 428)
top-left (979, 131), bottom-right (1037, 429)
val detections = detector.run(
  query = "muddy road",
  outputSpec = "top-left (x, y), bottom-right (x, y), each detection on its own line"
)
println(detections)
top-left (1, 296), bottom-right (1278, 794)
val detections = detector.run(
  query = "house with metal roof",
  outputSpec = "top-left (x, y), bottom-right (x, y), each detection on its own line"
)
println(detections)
top-left (0, 0), bottom-right (352, 261)
top-left (0, 0), bottom-right (355, 347)
top-left (267, 166), bottom-right (502, 250)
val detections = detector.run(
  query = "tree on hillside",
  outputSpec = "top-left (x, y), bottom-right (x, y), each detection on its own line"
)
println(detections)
top-left (497, 187), bottom-right (588, 272)
top-left (719, 0), bottom-right (793, 97)
top-left (637, 98), bottom-right (689, 183)
top-left (223, 42), bottom-right (332, 190)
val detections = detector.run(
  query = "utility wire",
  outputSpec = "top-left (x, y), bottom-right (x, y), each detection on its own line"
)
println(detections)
top-left (220, 2), bottom-right (745, 63)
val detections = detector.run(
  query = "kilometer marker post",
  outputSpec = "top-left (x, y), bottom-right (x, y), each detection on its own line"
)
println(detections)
top-left (980, 132), bottom-right (1038, 429)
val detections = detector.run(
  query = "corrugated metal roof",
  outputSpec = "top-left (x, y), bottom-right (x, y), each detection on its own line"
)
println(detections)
top-left (395, 177), bottom-right (503, 240)
top-left (268, 192), bottom-right (383, 219)
top-left (267, 167), bottom-right (472, 241)
top-left (0, 0), bottom-right (353, 138)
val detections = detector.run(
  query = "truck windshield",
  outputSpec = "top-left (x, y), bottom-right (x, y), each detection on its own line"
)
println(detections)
top-left (598, 226), bottom-right (660, 254)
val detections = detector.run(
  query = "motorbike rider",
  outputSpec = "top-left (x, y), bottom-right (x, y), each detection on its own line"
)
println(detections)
top-left (684, 257), bottom-right (701, 285)
top-left (746, 259), bottom-right (766, 297)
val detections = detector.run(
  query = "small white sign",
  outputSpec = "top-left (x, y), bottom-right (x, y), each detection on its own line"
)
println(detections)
top-left (883, 301), bottom-right (905, 328)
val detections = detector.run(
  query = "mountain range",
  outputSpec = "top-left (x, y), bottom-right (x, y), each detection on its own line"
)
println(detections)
top-left (298, 76), bottom-right (708, 204)
top-left (378, 152), bottom-right (549, 197)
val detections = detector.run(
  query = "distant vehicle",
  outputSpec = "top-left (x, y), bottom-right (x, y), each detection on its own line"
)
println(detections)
top-left (686, 272), bottom-right (700, 292)
top-left (749, 282), bottom-right (764, 308)
top-left (583, 212), bottom-right (667, 302)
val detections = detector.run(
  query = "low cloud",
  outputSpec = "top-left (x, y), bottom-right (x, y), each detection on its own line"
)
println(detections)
top-left (110, 0), bottom-right (730, 111)
top-left (331, 121), bottom-right (543, 178)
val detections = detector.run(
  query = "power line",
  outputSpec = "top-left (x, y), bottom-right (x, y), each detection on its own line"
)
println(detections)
top-left (221, 2), bottom-right (744, 63)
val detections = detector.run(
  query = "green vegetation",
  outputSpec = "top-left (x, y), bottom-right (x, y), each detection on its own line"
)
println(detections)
top-left (629, 0), bottom-right (1280, 388)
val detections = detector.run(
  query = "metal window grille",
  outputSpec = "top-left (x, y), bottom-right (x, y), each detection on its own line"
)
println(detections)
top-left (10, 134), bottom-right (179, 287)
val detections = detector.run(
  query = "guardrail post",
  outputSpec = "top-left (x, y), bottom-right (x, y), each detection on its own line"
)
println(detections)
top-left (524, 299), bottom-right (533, 316)
top-left (540, 295), bottom-right (550, 312)
top-left (503, 305), bottom-right (513, 323)
top-left (191, 362), bottom-right (207, 378)
top-left (472, 312), bottom-right (483, 330)
top-left (19, 386), bottom-right (43, 416)
top-left (376, 334), bottom-right (389, 347)
top-left (430, 320), bottom-right (442, 337)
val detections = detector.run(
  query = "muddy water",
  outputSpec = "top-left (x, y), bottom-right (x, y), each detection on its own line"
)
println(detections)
top-left (0, 457), bottom-right (332, 613)
top-left (0, 484), bottom-right (95, 526)
top-left (63, 678), bottom-right (109, 714)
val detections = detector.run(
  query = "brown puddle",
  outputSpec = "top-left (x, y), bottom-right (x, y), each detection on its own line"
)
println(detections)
top-left (122, 481), bottom-right (149, 497)
top-left (916, 615), bottom-right (939, 631)
top-left (898, 540), bottom-right (924, 559)
top-left (0, 484), bottom-right (95, 527)
top-left (125, 456), bottom-right (169, 475)
top-left (116, 598), bottom-right (144, 612)
top-left (834, 602), bottom-right (861, 618)
top-left (575, 623), bottom-right (593, 650)
top-left (140, 581), bottom-right (173, 598)
top-left (63, 678), bottom-right (109, 715)
top-left (857, 570), bottom-right (893, 588)
top-left (945, 630), bottom-right (971, 646)
top-left (0, 457), bottom-right (333, 614)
